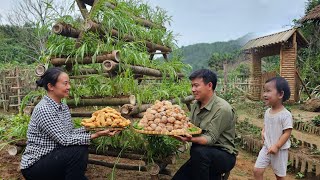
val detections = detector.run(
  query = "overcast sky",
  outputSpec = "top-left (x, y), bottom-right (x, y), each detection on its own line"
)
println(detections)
top-left (0, 0), bottom-right (307, 46)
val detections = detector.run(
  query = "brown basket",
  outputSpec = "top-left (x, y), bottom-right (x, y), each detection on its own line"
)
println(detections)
top-left (84, 127), bottom-right (126, 132)
top-left (133, 125), bottom-right (202, 136)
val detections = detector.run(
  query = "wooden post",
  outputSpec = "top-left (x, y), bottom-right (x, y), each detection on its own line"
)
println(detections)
top-left (249, 53), bottom-right (262, 100)
top-left (2, 74), bottom-right (8, 111)
top-left (16, 68), bottom-right (21, 111)
top-left (75, 0), bottom-right (89, 19)
top-left (280, 32), bottom-right (298, 102)
top-left (223, 61), bottom-right (228, 93)
top-left (296, 70), bottom-right (311, 99)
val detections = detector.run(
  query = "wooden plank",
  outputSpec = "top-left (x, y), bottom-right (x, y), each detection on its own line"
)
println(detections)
top-left (9, 95), bottom-right (25, 98)
top-left (10, 87), bottom-right (22, 89)
top-left (281, 66), bottom-right (296, 69)
top-left (296, 70), bottom-right (311, 99)
top-left (9, 104), bottom-right (20, 107)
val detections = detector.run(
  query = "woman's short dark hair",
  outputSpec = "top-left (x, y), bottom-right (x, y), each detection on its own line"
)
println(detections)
top-left (189, 69), bottom-right (217, 90)
top-left (36, 67), bottom-right (64, 91)
top-left (265, 76), bottom-right (291, 102)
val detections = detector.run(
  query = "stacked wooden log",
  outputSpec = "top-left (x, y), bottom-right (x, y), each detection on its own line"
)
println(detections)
top-left (120, 95), bottom-right (195, 118)
top-left (30, 0), bottom-right (187, 115)
top-left (36, 0), bottom-right (180, 80)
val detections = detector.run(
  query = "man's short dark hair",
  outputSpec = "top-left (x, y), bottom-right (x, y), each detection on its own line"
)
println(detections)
top-left (265, 76), bottom-right (291, 102)
top-left (189, 69), bottom-right (217, 90)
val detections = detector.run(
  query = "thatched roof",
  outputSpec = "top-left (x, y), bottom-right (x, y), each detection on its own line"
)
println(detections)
top-left (242, 28), bottom-right (308, 50)
top-left (300, 5), bottom-right (320, 23)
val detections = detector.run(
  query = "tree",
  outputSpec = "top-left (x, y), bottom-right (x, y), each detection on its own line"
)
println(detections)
top-left (0, 24), bottom-right (37, 63)
top-left (208, 52), bottom-right (237, 72)
top-left (4, 0), bottom-right (75, 63)
top-left (297, 0), bottom-right (320, 88)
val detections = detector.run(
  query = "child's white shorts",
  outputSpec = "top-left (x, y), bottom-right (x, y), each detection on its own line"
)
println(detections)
top-left (254, 145), bottom-right (288, 177)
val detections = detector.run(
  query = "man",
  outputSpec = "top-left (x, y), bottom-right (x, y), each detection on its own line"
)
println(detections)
top-left (173, 69), bottom-right (237, 180)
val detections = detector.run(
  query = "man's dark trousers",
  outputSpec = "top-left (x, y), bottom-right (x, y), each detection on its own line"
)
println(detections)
top-left (173, 144), bottom-right (236, 180)
top-left (21, 145), bottom-right (89, 180)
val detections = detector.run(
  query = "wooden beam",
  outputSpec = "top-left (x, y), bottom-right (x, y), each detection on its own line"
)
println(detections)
top-left (52, 23), bottom-right (80, 38)
top-left (66, 95), bottom-right (136, 107)
top-left (102, 60), bottom-right (184, 78)
top-left (296, 70), bottom-right (311, 99)
top-left (75, 0), bottom-right (89, 19)
top-left (51, 50), bottom-right (120, 66)
top-left (85, 20), bottom-right (171, 53)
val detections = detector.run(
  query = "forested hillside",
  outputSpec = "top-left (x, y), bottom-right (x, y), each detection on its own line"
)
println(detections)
top-left (179, 34), bottom-right (253, 70)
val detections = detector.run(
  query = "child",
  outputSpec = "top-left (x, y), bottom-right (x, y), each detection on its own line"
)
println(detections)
top-left (253, 77), bottom-right (293, 180)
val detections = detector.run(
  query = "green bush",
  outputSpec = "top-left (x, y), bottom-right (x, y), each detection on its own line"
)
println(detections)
top-left (311, 115), bottom-right (320, 126)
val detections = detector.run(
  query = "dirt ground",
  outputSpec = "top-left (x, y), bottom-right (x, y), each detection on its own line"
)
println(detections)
top-left (0, 146), bottom-right (296, 180)
top-left (237, 106), bottom-right (320, 150)
top-left (0, 105), bottom-right (313, 179)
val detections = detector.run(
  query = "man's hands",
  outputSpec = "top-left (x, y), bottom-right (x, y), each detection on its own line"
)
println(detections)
top-left (172, 134), bottom-right (192, 142)
top-left (91, 130), bottom-right (120, 139)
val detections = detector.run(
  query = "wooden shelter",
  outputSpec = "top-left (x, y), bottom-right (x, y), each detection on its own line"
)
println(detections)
top-left (242, 28), bottom-right (309, 102)
top-left (300, 4), bottom-right (320, 23)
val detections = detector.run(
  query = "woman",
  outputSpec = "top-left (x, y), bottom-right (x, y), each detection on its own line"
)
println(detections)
top-left (20, 67), bottom-right (118, 180)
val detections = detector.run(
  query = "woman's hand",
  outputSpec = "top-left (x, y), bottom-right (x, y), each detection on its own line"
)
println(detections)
top-left (91, 130), bottom-right (120, 139)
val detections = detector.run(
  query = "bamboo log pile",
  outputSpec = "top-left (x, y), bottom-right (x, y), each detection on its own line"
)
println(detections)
top-left (70, 95), bottom-right (194, 117)
top-left (51, 50), bottom-right (120, 66)
top-left (102, 60), bottom-right (184, 78)
top-left (67, 95), bottom-right (136, 107)
top-left (47, 0), bottom-right (182, 81)
top-left (81, 0), bottom-right (165, 29)
top-left (23, 1), bottom-right (187, 178)
top-left (51, 21), bottom-right (171, 53)
top-left (52, 22), bottom-right (81, 38)
top-left (84, 20), bottom-right (171, 53)
top-left (88, 158), bottom-right (172, 177)
top-left (120, 95), bottom-right (194, 116)
top-left (6, 139), bottom-right (174, 177)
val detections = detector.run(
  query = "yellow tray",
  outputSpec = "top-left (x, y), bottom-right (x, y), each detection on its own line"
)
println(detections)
top-left (84, 127), bottom-right (126, 131)
top-left (133, 125), bottom-right (202, 136)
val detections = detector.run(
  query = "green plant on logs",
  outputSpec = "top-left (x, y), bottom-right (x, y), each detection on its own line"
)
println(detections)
top-left (50, 50), bottom-right (120, 66)
top-left (84, 20), bottom-right (172, 53)
top-left (102, 60), bottom-right (184, 78)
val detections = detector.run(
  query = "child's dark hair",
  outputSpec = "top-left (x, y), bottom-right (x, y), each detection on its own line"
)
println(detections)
top-left (189, 69), bottom-right (217, 90)
top-left (265, 76), bottom-right (291, 102)
top-left (36, 67), bottom-right (64, 91)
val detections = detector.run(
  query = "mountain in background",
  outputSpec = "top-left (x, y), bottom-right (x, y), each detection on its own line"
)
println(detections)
top-left (179, 33), bottom-right (254, 70)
